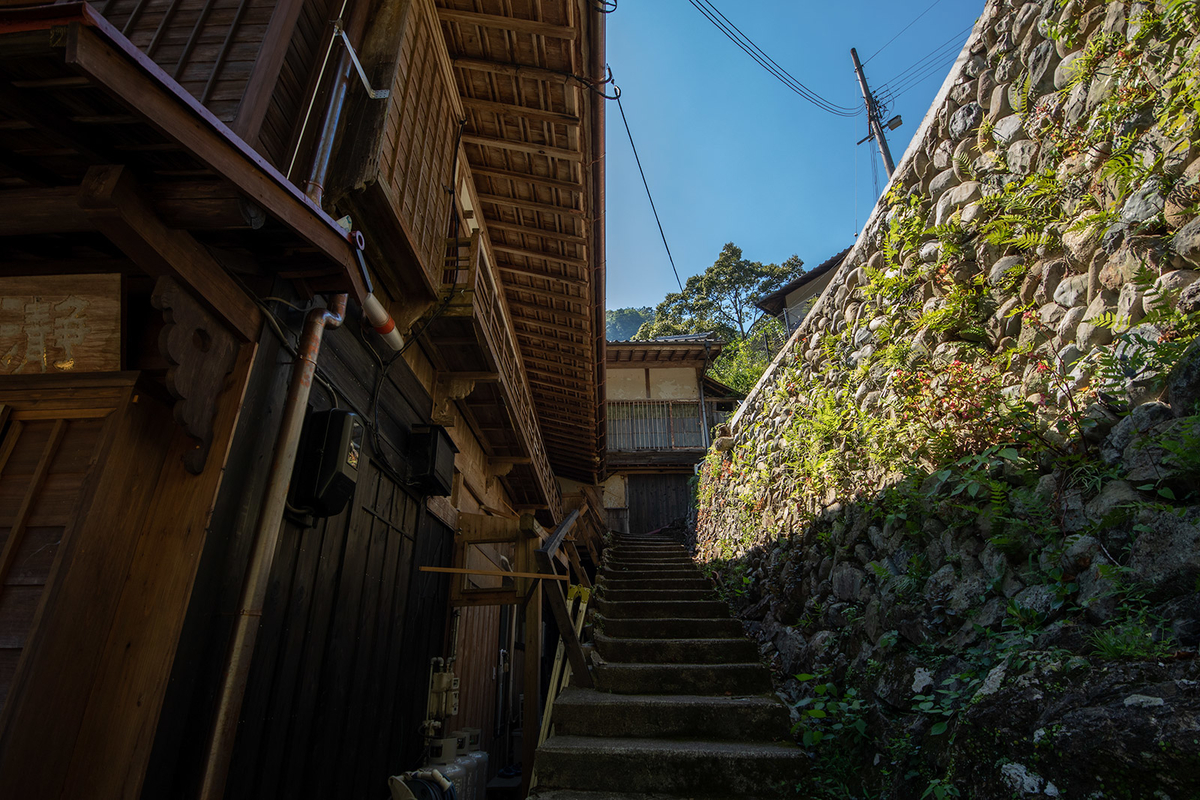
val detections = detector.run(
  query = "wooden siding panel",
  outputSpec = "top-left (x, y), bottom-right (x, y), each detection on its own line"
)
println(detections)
top-left (626, 474), bottom-right (692, 535)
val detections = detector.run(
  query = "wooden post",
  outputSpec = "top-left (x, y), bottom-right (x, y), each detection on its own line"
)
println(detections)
top-left (520, 580), bottom-right (541, 799)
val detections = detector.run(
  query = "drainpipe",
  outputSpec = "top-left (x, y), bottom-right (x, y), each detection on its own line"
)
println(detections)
top-left (198, 294), bottom-right (347, 800)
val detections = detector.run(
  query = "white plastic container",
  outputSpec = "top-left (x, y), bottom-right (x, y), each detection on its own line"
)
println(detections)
top-left (428, 736), bottom-right (467, 798)
top-left (462, 727), bottom-right (489, 800)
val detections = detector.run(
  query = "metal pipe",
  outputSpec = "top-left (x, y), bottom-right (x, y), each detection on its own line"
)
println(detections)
top-left (198, 294), bottom-right (348, 800)
top-left (305, 50), bottom-right (351, 205)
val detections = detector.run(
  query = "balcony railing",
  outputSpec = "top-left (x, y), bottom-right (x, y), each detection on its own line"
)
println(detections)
top-left (606, 401), bottom-right (731, 452)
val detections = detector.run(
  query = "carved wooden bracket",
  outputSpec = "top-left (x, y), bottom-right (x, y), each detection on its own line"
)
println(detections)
top-left (152, 276), bottom-right (238, 474)
top-left (431, 376), bottom-right (477, 425)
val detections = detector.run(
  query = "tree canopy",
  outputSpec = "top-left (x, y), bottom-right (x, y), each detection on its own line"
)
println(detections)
top-left (605, 306), bottom-right (654, 341)
top-left (634, 243), bottom-right (803, 341)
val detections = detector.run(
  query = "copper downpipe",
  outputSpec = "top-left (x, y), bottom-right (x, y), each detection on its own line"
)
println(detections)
top-left (198, 295), bottom-right (347, 800)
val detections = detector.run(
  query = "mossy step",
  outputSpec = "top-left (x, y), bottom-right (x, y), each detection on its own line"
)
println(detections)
top-left (592, 614), bottom-right (744, 639)
top-left (593, 631), bottom-right (758, 664)
top-left (551, 687), bottom-right (791, 741)
top-left (594, 662), bottom-right (773, 695)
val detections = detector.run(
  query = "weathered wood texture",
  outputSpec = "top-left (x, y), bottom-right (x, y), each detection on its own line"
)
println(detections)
top-left (626, 473), bottom-right (693, 535)
top-left (0, 348), bottom-right (253, 800)
top-left (141, 290), bottom-right (461, 799)
top-left (0, 274), bottom-right (120, 374)
top-left (445, 603), bottom-right (500, 778)
top-left (335, 0), bottom-right (460, 301)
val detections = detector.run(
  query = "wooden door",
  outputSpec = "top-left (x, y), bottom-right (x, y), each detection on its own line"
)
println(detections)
top-left (0, 375), bottom-right (140, 717)
top-left (626, 473), bottom-right (693, 534)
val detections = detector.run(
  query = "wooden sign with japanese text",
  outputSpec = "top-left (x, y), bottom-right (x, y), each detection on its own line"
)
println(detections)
top-left (0, 275), bottom-right (121, 374)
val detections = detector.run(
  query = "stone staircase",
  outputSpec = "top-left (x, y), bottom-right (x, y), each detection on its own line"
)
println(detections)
top-left (529, 533), bottom-right (805, 799)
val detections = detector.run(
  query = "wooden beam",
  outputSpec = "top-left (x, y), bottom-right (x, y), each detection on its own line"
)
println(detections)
top-left (497, 263), bottom-right (587, 286)
top-left (0, 181), bottom-right (262, 236)
top-left (486, 220), bottom-right (588, 245)
top-left (478, 191), bottom-right (586, 218)
top-left (503, 283), bottom-right (590, 304)
top-left (462, 95), bottom-right (580, 126)
top-left (453, 56), bottom-right (576, 84)
top-left (437, 8), bottom-right (578, 40)
top-left (491, 243), bottom-right (588, 269)
top-left (463, 135), bottom-right (583, 163)
top-left (418, 566), bottom-right (566, 581)
top-left (472, 165), bottom-right (583, 194)
top-left (78, 165), bottom-right (261, 342)
top-left (511, 314), bottom-right (590, 338)
top-left (63, 17), bottom-right (366, 302)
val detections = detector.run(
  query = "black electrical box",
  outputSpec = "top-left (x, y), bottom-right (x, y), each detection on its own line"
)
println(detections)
top-left (290, 409), bottom-right (363, 517)
top-left (408, 426), bottom-right (456, 496)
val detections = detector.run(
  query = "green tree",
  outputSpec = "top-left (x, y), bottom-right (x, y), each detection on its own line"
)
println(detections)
top-left (605, 306), bottom-right (654, 340)
top-left (634, 243), bottom-right (802, 340)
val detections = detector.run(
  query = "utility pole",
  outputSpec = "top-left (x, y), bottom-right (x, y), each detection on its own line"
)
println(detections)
top-left (851, 47), bottom-right (895, 177)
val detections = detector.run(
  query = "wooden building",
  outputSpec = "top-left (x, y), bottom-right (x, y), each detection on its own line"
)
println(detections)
top-left (752, 248), bottom-right (849, 333)
top-left (603, 335), bottom-right (738, 534)
top-left (0, 1), bottom-right (605, 798)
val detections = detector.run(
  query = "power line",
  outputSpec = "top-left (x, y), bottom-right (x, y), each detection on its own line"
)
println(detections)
top-left (884, 52), bottom-right (961, 100)
top-left (686, 0), bottom-right (862, 118)
top-left (614, 86), bottom-right (685, 293)
top-left (877, 24), bottom-right (974, 92)
top-left (862, 0), bottom-right (947, 65)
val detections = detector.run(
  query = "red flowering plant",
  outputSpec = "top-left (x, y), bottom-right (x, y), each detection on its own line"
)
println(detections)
top-left (891, 360), bottom-right (1037, 464)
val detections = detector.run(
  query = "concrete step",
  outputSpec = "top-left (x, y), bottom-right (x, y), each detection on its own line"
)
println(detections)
top-left (597, 576), bottom-right (712, 591)
top-left (593, 598), bottom-right (728, 620)
top-left (533, 735), bottom-right (804, 796)
top-left (597, 587), bottom-right (713, 603)
top-left (609, 545), bottom-right (689, 555)
top-left (551, 688), bottom-right (792, 741)
top-left (530, 788), bottom-right (787, 800)
top-left (594, 631), bottom-right (758, 664)
top-left (603, 556), bottom-right (697, 568)
top-left (594, 662), bottom-right (773, 695)
top-left (601, 566), bottom-right (702, 579)
top-left (594, 615), bottom-right (745, 639)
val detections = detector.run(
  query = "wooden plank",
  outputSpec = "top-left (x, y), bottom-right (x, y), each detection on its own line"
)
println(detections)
top-left (491, 243), bottom-right (588, 269)
top-left (519, 578), bottom-right (540, 799)
top-left (231, 0), bottom-right (306, 142)
top-left (564, 541), bottom-right (591, 590)
top-left (78, 166), bottom-right (261, 342)
top-left (53, 345), bottom-right (255, 800)
top-left (464, 135), bottom-right (582, 163)
top-left (0, 419), bottom-right (64, 588)
top-left (452, 56), bottom-right (577, 83)
top-left (487, 220), bottom-right (588, 246)
top-left (497, 263), bottom-right (587, 286)
top-left (62, 17), bottom-right (366, 303)
top-left (437, 8), bottom-right (577, 40)
top-left (462, 95), bottom-right (580, 126)
top-left (536, 507), bottom-right (581, 563)
top-left (420, 566), bottom-right (565, 581)
top-left (477, 191), bottom-right (586, 218)
top-left (0, 275), bottom-right (121, 375)
top-left (534, 555), bottom-right (591, 689)
top-left (0, 420), bottom-right (22, 481)
top-left (471, 165), bottom-right (583, 194)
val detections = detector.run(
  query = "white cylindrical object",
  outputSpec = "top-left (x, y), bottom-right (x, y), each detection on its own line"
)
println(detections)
top-left (429, 737), bottom-right (458, 766)
top-left (450, 731), bottom-right (476, 800)
top-left (363, 293), bottom-right (404, 350)
top-left (462, 728), bottom-right (489, 800)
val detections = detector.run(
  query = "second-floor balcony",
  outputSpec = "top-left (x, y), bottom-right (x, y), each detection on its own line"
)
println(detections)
top-left (606, 400), bottom-right (732, 455)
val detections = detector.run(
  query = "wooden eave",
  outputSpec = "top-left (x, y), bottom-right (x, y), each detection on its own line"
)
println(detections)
top-left (437, 0), bottom-right (605, 484)
top-left (606, 340), bottom-right (724, 365)
top-left (0, 3), bottom-right (366, 303)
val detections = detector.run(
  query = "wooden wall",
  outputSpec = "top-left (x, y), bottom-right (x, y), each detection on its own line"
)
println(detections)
top-left (446, 604), bottom-right (502, 778)
top-left (141, 301), bottom-right (463, 799)
top-left (626, 473), bottom-right (693, 535)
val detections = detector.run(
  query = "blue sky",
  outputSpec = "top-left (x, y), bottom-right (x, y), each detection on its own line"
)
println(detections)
top-left (603, 0), bottom-right (985, 309)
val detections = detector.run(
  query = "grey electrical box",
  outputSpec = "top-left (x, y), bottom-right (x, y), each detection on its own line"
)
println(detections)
top-left (408, 426), bottom-right (456, 496)
top-left (290, 409), bottom-right (363, 516)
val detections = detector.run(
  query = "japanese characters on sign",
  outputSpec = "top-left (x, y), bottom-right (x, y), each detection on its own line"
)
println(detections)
top-left (0, 275), bottom-right (121, 374)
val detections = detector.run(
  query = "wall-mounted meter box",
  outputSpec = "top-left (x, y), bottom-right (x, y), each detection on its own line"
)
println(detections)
top-left (408, 426), bottom-right (456, 497)
top-left (290, 409), bottom-right (363, 516)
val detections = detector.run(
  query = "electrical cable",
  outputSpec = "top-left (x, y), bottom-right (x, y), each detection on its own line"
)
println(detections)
top-left (591, 0), bottom-right (616, 11)
top-left (612, 84), bottom-right (684, 293)
top-left (686, 0), bottom-right (862, 118)
top-left (862, 0), bottom-right (946, 65)
top-left (885, 52), bottom-right (961, 100)
top-left (877, 24), bottom-right (974, 90)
